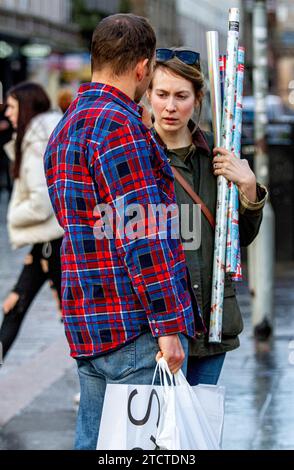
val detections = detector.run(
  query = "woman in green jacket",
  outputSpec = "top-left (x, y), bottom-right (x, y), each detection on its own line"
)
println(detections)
top-left (147, 48), bottom-right (268, 385)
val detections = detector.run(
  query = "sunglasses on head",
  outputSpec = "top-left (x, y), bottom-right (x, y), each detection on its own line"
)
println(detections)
top-left (156, 48), bottom-right (201, 67)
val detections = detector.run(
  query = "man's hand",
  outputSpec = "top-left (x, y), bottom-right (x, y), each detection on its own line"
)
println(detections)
top-left (156, 334), bottom-right (185, 374)
top-left (213, 147), bottom-right (257, 203)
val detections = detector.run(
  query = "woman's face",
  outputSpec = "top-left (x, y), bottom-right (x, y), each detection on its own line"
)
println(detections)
top-left (148, 67), bottom-right (197, 134)
top-left (5, 96), bottom-right (19, 129)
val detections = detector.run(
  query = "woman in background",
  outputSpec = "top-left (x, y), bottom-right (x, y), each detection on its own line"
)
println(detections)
top-left (0, 82), bottom-right (63, 360)
top-left (0, 104), bottom-right (13, 197)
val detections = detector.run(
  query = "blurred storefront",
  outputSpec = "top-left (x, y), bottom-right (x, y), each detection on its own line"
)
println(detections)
top-left (275, 1), bottom-right (294, 110)
top-left (0, 0), bottom-right (84, 105)
top-left (242, 0), bottom-right (294, 261)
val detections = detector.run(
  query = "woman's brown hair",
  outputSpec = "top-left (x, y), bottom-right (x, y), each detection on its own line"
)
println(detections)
top-left (149, 51), bottom-right (206, 116)
top-left (7, 82), bottom-right (50, 178)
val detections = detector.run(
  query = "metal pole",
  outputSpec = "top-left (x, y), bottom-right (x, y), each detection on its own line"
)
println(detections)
top-left (248, 0), bottom-right (275, 340)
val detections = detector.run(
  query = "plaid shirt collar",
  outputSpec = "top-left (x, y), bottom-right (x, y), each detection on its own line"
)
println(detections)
top-left (78, 82), bottom-right (143, 119)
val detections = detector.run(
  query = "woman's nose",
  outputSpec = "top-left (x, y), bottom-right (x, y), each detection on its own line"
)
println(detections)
top-left (165, 97), bottom-right (176, 112)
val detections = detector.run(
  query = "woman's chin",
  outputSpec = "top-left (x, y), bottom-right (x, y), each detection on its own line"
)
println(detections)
top-left (161, 122), bottom-right (180, 131)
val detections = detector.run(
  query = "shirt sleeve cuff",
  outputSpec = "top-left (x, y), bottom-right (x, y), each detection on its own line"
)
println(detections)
top-left (147, 315), bottom-right (191, 338)
top-left (239, 183), bottom-right (268, 214)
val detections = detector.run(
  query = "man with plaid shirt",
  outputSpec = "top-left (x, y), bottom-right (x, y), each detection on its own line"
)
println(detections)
top-left (44, 14), bottom-right (204, 449)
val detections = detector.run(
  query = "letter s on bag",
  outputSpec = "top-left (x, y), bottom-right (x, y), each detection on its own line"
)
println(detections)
top-left (127, 388), bottom-right (160, 426)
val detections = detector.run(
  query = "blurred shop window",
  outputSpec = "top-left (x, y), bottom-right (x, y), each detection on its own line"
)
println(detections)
top-left (19, 0), bottom-right (29, 11)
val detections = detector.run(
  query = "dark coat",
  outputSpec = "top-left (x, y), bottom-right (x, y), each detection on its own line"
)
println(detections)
top-left (159, 126), bottom-right (268, 357)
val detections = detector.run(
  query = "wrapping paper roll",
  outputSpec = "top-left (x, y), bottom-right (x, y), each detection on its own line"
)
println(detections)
top-left (226, 47), bottom-right (245, 278)
top-left (219, 54), bottom-right (226, 112)
top-left (209, 8), bottom-right (240, 343)
top-left (207, 31), bottom-right (222, 148)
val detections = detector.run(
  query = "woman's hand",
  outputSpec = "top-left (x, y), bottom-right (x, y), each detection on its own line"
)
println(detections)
top-left (213, 147), bottom-right (257, 203)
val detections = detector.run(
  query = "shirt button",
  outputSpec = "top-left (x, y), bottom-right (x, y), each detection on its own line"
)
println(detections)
top-left (193, 284), bottom-right (199, 290)
top-left (155, 328), bottom-right (159, 334)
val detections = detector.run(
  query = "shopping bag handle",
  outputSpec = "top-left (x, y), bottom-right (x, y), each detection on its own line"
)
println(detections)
top-left (152, 359), bottom-right (191, 389)
top-left (152, 358), bottom-right (176, 387)
top-left (174, 369), bottom-right (190, 386)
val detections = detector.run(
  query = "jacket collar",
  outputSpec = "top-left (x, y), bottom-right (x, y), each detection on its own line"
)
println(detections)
top-left (23, 110), bottom-right (62, 145)
top-left (152, 120), bottom-right (211, 156)
top-left (188, 121), bottom-right (211, 155)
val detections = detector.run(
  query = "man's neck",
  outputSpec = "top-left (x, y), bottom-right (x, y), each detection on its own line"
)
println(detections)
top-left (92, 71), bottom-right (135, 101)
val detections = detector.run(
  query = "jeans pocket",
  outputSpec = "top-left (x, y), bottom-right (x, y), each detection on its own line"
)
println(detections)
top-left (92, 340), bottom-right (136, 381)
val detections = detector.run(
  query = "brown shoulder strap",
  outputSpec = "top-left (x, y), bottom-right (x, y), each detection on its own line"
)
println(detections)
top-left (171, 166), bottom-right (216, 230)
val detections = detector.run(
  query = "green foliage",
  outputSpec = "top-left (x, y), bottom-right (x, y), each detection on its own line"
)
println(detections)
top-left (119, 0), bottom-right (132, 13)
top-left (72, 0), bottom-right (104, 43)
top-left (72, 0), bottom-right (132, 45)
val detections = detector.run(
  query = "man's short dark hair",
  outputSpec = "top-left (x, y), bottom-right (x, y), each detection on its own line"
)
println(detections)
top-left (91, 14), bottom-right (156, 76)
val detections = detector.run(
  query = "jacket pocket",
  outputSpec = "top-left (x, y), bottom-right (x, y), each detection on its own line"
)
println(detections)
top-left (222, 292), bottom-right (244, 337)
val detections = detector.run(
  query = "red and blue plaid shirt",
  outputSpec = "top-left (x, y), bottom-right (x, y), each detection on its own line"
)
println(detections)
top-left (44, 83), bottom-right (203, 358)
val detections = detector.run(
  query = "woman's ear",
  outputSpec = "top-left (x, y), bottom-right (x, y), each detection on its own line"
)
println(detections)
top-left (146, 88), bottom-right (151, 104)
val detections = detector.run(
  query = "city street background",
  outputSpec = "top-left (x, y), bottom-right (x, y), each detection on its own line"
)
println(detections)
top-left (1, 0), bottom-right (294, 452)
top-left (0, 190), bottom-right (294, 450)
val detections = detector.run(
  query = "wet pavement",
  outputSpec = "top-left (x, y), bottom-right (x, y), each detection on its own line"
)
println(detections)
top-left (0, 192), bottom-right (294, 450)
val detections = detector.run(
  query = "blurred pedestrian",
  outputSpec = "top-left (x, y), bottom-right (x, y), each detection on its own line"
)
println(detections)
top-left (147, 48), bottom-right (268, 386)
top-left (0, 104), bottom-right (13, 198)
top-left (44, 15), bottom-right (202, 450)
top-left (57, 88), bottom-right (74, 114)
top-left (0, 82), bottom-right (63, 360)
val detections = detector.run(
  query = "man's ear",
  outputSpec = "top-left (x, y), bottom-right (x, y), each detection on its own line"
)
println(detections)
top-left (136, 58), bottom-right (149, 82)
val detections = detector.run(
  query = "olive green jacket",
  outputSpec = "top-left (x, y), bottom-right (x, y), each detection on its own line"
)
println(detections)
top-left (158, 125), bottom-right (268, 357)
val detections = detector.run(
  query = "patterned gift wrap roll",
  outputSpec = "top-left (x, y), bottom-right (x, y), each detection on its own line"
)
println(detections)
top-left (226, 47), bottom-right (245, 278)
top-left (219, 54), bottom-right (226, 113)
top-left (209, 8), bottom-right (240, 343)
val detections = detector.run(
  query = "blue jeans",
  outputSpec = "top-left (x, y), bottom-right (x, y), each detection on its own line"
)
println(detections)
top-left (75, 332), bottom-right (188, 450)
top-left (186, 352), bottom-right (226, 386)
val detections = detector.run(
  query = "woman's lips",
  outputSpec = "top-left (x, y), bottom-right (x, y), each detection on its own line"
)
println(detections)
top-left (163, 117), bottom-right (178, 123)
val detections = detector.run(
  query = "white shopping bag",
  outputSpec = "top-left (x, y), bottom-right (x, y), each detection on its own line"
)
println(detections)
top-left (155, 358), bottom-right (225, 450)
top-left (97, 358), bottom-right (225, 450)
top-left (194, 383), bottom-right (225, 446)
top-left (97, 382), bottom-right (162, 450)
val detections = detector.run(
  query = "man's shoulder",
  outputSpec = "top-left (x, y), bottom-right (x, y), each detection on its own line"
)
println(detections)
top-left (91, 103), bottom-right (149, 149)
top-left (46, 97), bottom-right (147, 156)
